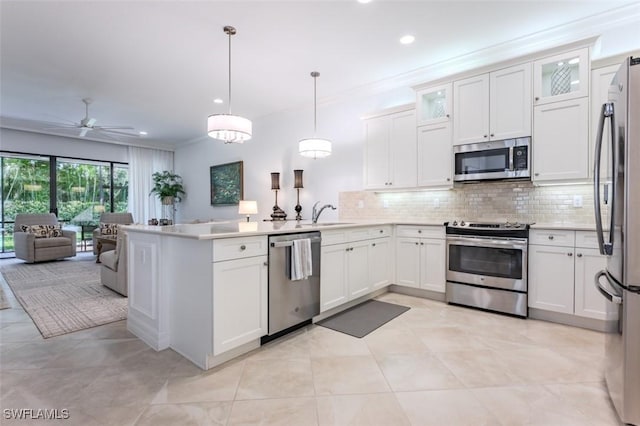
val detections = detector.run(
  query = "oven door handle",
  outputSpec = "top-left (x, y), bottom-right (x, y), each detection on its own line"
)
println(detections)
top-left (446, 235), bottom-right (528, 250)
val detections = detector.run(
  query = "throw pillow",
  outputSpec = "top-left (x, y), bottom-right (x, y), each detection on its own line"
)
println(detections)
top-left (48, 224), bottom-right (63, 237)
top-left (20, 224), bottom-right (63, 238)
top-left (20, 224), bottom-right (50, 238)
top-left (100, 223), bottom-right (119, 236)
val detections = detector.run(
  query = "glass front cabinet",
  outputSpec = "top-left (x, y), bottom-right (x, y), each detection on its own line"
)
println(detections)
top-left (416, 83), bottom-right (452, 126)
top-left (533, 48), bottom-right (589, 105)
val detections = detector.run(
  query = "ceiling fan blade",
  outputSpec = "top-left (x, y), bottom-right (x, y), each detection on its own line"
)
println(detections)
top-left (97, 129), bottom-right (139, 137)
top-left (42, 124), bottom-right (80, 130)
top-left (93, 125), bottom-right (134, 130)
top-left (85, 118), bottom-right (97, 127)
top-left (79, 128), bottom-right (89, 137)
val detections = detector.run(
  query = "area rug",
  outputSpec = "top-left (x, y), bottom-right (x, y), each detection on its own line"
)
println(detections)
top-left (0, 286), bottom-right (10, 309)
top-left (0, 258), bottom-right (127, 338)
top-left (317, 300), bottom-right (410, 338)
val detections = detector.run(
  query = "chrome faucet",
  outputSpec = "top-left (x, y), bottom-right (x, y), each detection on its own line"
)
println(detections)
top-left (311, 201), bottom-right (336, 223)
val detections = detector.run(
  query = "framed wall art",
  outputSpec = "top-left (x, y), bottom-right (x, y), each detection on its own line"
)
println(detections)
top-left (210, 161), bottom-right (243, 206)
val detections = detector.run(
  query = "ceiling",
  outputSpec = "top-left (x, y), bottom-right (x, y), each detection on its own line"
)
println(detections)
top-left (1, 0), bottom-right (638, 149)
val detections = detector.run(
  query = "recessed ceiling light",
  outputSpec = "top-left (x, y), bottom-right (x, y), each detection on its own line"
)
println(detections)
top-left (357, 0), bottom-right (371, 3)
top-left (139, 131), bottom-right (148, 136)
top-left (213, 98), bottom-right (223, 104)
top-left (400, 35), bottom-right (415, 45)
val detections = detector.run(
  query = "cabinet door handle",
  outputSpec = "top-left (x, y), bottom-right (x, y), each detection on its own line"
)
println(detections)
top-left (372, 243), bottom-right (376, 247)
top-left (548, 235), bottom-right (554, 240)
top-left (535, 173), bottom-right (540, 177)
top-left (446, 178), bottom-right (451, 181)
top-left (415, 242), bottom-right (419, 245)
top-left (446, 114), bottom-right (450, 118)
top-left (418, 230), bottom-right (422, 233)
top-left (483, 134), bottom-right (488, 138)
top-left (263, 261), bottom-right (268, 266)
top-left (240, 245), bottom-right (246, 250)
top-left (420, 242), bottom-right (424, 245)
top-left (490, 133), bottom-right (494, 137)
top-left (535, 97), bottom-right (540, 101)
top-left (379, 230), bottom-right (383, 233)
top-left (577, 253), bottom-right (583, 257)
top-left (568, 252), bottom-right (573, 257)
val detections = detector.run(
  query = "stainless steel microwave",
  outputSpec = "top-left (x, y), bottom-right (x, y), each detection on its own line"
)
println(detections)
top-left (453, 137), bottom-right (531, 182)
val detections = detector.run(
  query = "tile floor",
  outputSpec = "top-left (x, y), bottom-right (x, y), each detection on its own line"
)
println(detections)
top-left (0, 262), bottom-right (623, 425)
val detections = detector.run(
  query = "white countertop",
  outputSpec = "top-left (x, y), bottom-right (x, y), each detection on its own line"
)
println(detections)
top-left (123, 220), bottom-right (596, 239)
top-left (530, 223), bottom-right (598, 231)
top-left (122, 220), bottom-right (396, 240)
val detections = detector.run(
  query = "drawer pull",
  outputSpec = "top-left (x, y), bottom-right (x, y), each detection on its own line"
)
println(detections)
top-left (418, 230), bottom-right (422, 233)
top-left (577, 253), bottom-right (583, 257)
top-left (372, 243), bottom-right (376, 247)
top-left (240, 245), bottom-right (246, 251)
top-left (568, 252), bottom-right (573, 257)
top-left (415, 242), bottom-right (419, 245)
top-left (263, 261), bottom-right (268, 266)
top-left (379, 229), bottom-right (383, 233)
top-left (548, 235), bottom-right (554, 240)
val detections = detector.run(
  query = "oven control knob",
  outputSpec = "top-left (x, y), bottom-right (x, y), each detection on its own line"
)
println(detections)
top-left (460, 220), bottom-right (466, 226)
top-left (505, 222), bottom-right (511, 228)
top-left (514, 223), bottom-right (521, 228)
top-left (452, 221), bottom-right (458, 226)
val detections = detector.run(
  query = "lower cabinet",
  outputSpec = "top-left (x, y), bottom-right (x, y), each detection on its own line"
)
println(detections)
top-left (395, 226), bottom-right (446, 293)
top-left (528, 229), bottom-right (616, 321)
top-left (320, 227), bottom-right (392, 312)
top-left (212, 253), bottom-right (268, 356)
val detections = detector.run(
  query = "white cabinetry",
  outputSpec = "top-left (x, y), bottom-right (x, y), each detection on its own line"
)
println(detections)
top-left (533, 48), bottom-right (589, 105)
top-left (532, 48), bottom-right (590, 184)
top-left (212, 236), bottom-right (268, 356)
top-left (532, 97), bottom-right (589, 182)
top-left (320, 226), bottom-right (393, 312)
top-left (453, 63), bottom-right (531, 145)
top-left (528, 229), bottom-right (616, 321)
top-left (417, 122), bottom-right (453, 188)
top-left (395, 225), bottom-right (446, 293)
top-left (364, 108), bottom-right (417, 190)
top-left (416, 83), bottom-right (452, 127)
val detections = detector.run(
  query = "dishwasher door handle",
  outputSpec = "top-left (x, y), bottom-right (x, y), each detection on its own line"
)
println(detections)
top-left (270, 236), bottom-right (322, 248)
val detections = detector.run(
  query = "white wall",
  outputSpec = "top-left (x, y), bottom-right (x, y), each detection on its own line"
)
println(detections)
top-left (0, 128), bottom-right (128, 163)
top-left (174, 85), bottom-right (414, 223)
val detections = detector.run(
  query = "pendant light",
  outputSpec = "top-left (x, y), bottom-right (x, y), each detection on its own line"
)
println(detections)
top-left (208, 26), bottom-right (252, 143)
top-left (299, 71), bottom-right (331, 158)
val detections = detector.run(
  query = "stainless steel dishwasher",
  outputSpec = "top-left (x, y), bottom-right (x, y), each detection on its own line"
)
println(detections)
top-left (267, 232), bottom-right (321, 338)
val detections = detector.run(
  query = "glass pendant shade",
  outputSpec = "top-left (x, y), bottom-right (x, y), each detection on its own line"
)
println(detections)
top-left (299, 138), bottom-right (332, 159)
top-left (207, 114), bottom-right (252, 143)
top-left (299, 71), bottom-right (331, 159)
top-left (208, 25), bottom-right (252, 143)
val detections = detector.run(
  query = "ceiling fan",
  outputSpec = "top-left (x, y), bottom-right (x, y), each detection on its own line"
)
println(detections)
top-left (43, 98), bottom-right (138, 139)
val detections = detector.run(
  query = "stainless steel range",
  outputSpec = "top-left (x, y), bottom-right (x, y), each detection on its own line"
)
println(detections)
top-left (445, 220), bottom-right (530, 317)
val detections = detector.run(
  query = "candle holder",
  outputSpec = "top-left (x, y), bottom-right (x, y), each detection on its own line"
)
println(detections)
top-left (293, 169), bottom-right (303, 221)
top-left (270, 172), bottom-right (287, 221)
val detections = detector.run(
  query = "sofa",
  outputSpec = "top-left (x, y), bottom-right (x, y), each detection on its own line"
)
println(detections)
top-left (92, 212), bottom-right (133, 254)
top-left (99, 231), bottom-right (128, 296)
top-left (14, 213), bottom-right (77, 263)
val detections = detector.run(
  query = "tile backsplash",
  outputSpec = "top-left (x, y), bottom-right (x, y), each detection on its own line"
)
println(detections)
top-left (339, 181), bottom-right (599, 225)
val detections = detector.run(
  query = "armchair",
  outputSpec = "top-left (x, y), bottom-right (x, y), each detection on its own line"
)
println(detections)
top-left (14, 213), bottom-right (76, 263)
top-left (99, 231), bottom-right (127, 296)
top-left (92, 212), bottom-right (133, 254)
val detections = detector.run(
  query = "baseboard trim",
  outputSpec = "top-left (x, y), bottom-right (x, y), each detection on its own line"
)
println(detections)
top-left (389, 285), bottom-right (446, 302)
top-left (529, 308), bottom-right (618, 333)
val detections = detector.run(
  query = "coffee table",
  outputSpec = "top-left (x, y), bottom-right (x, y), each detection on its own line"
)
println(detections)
top-left (95, 235), bottom-right (117, 263)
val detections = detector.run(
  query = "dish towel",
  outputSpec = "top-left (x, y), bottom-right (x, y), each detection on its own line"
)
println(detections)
top-left (291, 238), bottom-right (313, 281)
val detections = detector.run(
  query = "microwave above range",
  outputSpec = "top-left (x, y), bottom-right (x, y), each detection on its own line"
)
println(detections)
top-left (453, 137), bottom-right (531, 182)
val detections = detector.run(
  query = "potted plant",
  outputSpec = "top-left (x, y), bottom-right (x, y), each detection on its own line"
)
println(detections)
top-left (150, 171), bottom-right (186, 205)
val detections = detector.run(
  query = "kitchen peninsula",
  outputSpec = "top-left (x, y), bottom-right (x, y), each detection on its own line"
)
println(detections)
top-left (123, 220), bottom-right (401, 370)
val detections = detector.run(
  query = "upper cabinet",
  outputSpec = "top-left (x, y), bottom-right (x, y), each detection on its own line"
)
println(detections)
top-left (453, 63), bottom-right (532, 145)
top-left (533, 48), bottom-right (589, 105)
top-left (363, 107), bottom-right (417, 190)
top-left (416, 83), bottom-right (452, 126)
top-left (532, 48), bottom-right (590, 184)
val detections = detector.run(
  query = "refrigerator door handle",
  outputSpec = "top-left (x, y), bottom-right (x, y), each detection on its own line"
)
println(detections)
top-left (595, 270), bottom-right (623, 304)
top-left (594, 102), bottom-right (615, 256)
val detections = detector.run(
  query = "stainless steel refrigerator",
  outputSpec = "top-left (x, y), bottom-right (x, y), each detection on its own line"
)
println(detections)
top-left (594, 56), bottom-right (640, 426)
